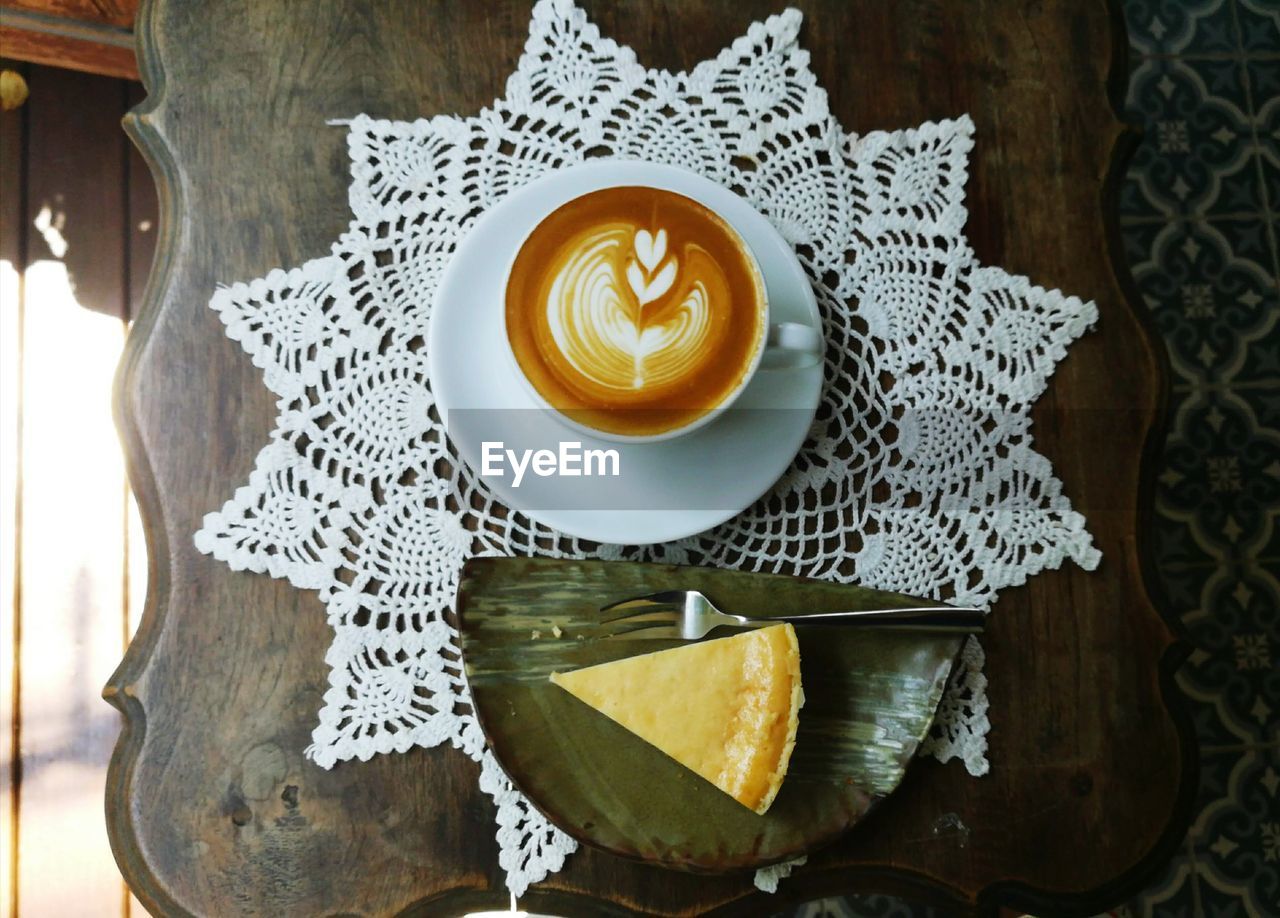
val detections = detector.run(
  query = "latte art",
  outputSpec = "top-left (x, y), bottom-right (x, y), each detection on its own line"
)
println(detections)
top-left (506, 186), bottom-right (766, 437)
top-left (627, 228), bottom-right (676, 305)
top-left (545, 226), bottom-right (718, 391)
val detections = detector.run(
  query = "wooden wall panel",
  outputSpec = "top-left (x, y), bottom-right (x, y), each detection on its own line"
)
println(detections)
top-left (4, 1), bottom-right (135, 30)
top-left (0, 2), bottom-right (139, 80)
top-left (17, 60), bottom-right (128, 917)
top-left (1, 58), bottom-right (25, 918)
top-left (1, 60), bottom-right (154, 916)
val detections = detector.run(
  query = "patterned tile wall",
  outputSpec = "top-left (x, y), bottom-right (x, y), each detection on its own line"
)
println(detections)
top-left (785, 1), bottom-right (1280, 916)
top-left (1120, 0), bottom-right (1278, 914)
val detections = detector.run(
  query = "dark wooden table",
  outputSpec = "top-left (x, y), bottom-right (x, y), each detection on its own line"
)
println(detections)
top-left (106, 1), bottom-right (1194, 915)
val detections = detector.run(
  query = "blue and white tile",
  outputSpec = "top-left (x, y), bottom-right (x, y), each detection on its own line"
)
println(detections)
top-left (1124, 58), bottom-right (1257, 220)
top-left (1192, 746), bottom-right (1280, 916)
top-left (1126, 851), bottom-right (1200, 918)
top-left (1124, 0), bottom-right (1240, 57)
top-left (1237, 0), bottom-right (1280, 54)
top-left (1177, 649), bottom-right (1277, 751)
top-left (1178, 558), bottom-right (1280, 653)
top-left (1247, 60), bottom-right (1280, 223)
top-left (1125, 219), bottom-right (1278, 386)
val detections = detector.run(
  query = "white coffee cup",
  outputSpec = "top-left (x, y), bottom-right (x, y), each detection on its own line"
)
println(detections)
top-left (502, 173), bottom-right (822, 444)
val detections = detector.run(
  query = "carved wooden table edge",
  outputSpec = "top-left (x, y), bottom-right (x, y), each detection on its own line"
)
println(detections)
top-left (754, 4), bottom-right (1199, 915)
top-left (100, 0), bottom-right (1199, 915)
top-left (949, 1), bottom-right (1197, 915)
top-left (102, 0), bottom-right (188, 914)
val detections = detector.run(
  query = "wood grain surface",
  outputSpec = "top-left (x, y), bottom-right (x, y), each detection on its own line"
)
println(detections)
top-left (105, 1), bottom-right (1193, 915)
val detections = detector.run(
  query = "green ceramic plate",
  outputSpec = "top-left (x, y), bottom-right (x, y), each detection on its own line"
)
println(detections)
top-left (457, 557), bottom-right (962, 872)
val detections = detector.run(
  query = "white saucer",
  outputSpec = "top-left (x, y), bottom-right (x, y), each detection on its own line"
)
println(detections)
top-left (429, 161), bottom-right (822, 544)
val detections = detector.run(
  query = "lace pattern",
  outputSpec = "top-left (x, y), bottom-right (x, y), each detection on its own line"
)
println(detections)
top-left (195, 0), bottom-right (1100, 896)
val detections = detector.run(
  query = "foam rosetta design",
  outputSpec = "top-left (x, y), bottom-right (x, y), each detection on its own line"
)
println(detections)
top-left (548, 224), bottom-right (715, 390)
top-left (627, 228), bottom-right (675, 304)
top-left (196, 0), bottom-right (1101, 899)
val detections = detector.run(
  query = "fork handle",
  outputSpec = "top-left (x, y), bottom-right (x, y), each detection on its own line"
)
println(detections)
top-left (740, 607), bottom-right (986, 634)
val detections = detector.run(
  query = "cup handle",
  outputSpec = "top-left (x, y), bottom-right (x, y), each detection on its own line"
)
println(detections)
top-left (760, 322), bottom-right (823, 370)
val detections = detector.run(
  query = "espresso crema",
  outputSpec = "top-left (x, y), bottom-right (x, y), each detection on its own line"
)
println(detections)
top-left (505, 186), bottom-right (766, 437)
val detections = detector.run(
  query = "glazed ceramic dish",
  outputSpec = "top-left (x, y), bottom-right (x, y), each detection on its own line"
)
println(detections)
top-left (456, 557), bottom-right (962, 872)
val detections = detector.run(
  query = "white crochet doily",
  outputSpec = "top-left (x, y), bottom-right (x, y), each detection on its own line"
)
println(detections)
top-left (194, 0), bottom-right (1100, 897)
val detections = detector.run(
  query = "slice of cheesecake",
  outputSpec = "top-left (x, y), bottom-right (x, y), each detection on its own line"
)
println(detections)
top-left (550, 623), bottom-right (803, 814)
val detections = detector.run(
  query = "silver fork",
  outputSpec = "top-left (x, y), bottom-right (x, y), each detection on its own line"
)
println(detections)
top-left (597, 589), bottom-right (986, 640)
